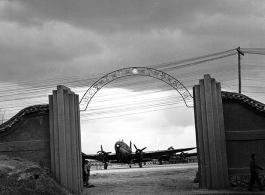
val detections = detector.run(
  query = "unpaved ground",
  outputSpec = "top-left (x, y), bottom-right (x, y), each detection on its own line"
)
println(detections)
top-left (83, 163), bottom-right (199, 195)
top-left (83, 163), bottom-right (265, 195)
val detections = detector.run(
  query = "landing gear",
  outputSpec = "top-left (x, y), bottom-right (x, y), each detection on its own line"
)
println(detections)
top-left (104, 162), bottom-right (108, 169)
top-left (129, 164), bottom-right (131, 168)
top-left (139, 162), bottom-right (142, 168)
top-left (158, 158), bottom-right (163, 165)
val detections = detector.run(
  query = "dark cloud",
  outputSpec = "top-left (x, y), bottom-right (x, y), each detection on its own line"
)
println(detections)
top-left (0, 0), bottom-right (264, 83)
top-left (1, 0), bottom-right (264, 153)
top-left (0, 20), bottom-right (103, 82)
top-left (2, 0), bottom-right (263, 34)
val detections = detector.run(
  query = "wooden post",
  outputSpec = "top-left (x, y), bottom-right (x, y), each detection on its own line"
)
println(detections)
top-left (237, 47), bottom-right (244, 94)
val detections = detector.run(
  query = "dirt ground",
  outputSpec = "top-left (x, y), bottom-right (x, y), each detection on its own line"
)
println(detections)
top-left (83, 163), bottom-right (200, 195)
top-left (83, 163), bottom-right (265, 195)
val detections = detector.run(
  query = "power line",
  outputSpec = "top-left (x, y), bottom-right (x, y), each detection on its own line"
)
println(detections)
top-left (1, 47), bottom-right (265, 121)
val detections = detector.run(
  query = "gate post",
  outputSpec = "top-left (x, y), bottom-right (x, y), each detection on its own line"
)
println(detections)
top-left (193, 75), bottom-right (229, 189)
top-left (49, 85), bottom-right (83, 194)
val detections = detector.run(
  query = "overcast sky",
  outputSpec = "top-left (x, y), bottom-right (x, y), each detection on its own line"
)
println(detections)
top-left (1, 0), bottom-right (265, 154)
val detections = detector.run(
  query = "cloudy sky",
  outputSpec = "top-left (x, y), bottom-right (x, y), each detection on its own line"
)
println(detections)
top-left (1, 0), bottom-right (265, 154)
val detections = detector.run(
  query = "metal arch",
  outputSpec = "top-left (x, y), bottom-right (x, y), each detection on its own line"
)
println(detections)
top-left (79, 67), bottom-right (193, 111)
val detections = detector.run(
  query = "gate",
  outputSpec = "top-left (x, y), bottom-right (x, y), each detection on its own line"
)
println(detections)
top-left (48, 67), bottom-right (193, 194)
top-left (37, 69), bottom-right (265, 192)
top-left (2, 70), bottom-right (265, 193)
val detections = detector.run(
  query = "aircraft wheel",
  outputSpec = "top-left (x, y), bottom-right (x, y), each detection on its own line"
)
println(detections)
top-left (139, 162), bottom-right (142, 168)
top-left (129, 164), bottom-right (131, 168)
top-left (104, 163), bottom-right (108, 169)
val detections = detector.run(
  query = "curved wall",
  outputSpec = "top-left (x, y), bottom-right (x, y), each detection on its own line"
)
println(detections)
top-left (222, 92), bottom-right (265, 175)
top-left (0, 105), bottom-right (50, 169)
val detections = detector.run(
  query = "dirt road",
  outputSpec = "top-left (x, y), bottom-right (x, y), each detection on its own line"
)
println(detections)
top-left (83, 163), bottom-right (199, 195)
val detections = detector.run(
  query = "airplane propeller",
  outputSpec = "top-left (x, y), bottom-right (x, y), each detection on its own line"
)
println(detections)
top-left (133, 144), bottom-right (147, 168)
top-left (97, 145), bottom-right (111, 163)
top-left (134, 144), bottom-right (146, 160)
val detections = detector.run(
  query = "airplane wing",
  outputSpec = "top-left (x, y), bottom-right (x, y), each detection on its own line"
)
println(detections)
top-left (83, 153), bottom-right (118, 161)
top-left (142, 147), bottom-right (196, 160)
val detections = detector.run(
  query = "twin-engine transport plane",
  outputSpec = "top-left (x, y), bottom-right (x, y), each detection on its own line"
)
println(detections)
top-left (83, 140), bottom-right (196, 169)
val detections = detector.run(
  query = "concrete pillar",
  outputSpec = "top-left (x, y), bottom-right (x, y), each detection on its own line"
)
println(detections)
top-left (193, 85), bottom-right (207, 188)
top-left (216, 83), bottom-right (229, 188)
top-left (193, 75), bottom-right (229, 189)
top-left (49, 85), bottom-right (83, 194)
top-left (48, 95), bottom-right (55, 177)
top-left (69, 94), bottom-right (80, 193)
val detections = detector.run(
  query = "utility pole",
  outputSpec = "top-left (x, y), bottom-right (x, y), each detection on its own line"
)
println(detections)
top-left (237, 47), bottom-right (244, 94)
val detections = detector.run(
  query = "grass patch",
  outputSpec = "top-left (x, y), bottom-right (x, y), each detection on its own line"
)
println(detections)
top-left (0, 155), bottom-right (72, 195)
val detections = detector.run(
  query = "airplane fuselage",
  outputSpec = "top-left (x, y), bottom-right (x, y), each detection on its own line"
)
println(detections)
top-left (114, 141), bottom-right (132, 164)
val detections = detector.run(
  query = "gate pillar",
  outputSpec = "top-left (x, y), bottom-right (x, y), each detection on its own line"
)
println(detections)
top-left (49, 85), bottom-right (83, 194)
top-left (193, 75), bottom-right (229, 189)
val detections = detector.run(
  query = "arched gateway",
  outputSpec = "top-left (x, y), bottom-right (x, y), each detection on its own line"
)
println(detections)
top-left (79, 67), bottom-right (193, 111)
top-left (48, 67), bottom-right (193, 194)
top-left (37, 74), bottom-right (265, 193)
top-left (3, 65), bottom-right (265, 194)
top-left (5, 73), bottom-right (265, 193)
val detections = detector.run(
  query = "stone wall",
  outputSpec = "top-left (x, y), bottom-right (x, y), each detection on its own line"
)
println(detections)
top-left (229, 175), bottom-right (265, 188)
top-left (0, 104), bottom-right (50, 169)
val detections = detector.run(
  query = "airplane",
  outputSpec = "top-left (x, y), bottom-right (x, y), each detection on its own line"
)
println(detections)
top-left (160, 147), bottom-right (197, 164)
top-left (163, 151), bottom-right (197, 164)
top-left (82, 140), bottom-right (196, 169)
